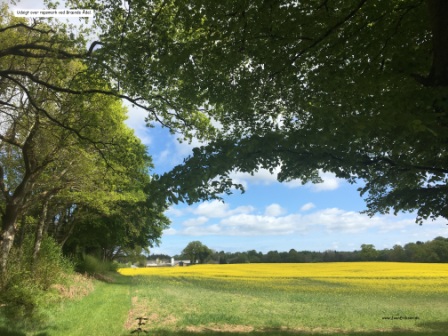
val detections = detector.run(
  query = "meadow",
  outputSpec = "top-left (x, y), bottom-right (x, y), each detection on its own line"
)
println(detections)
top-left (1, 262), bottom-right (448, 335)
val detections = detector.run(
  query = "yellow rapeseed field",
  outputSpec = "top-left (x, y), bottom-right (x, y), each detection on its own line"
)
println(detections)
top-left (119, 262), bottom-right (448, 294)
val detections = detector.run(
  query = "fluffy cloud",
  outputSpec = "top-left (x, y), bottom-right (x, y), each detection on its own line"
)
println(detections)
top-left (182, 216), bottom-right (209, 227)
top-left (300, 202), bottom-right (316, 211)
top-left (229, 167), bottom-right (281, 189)
top-left (192, 200), bottom-right (255, 218)
top-left (220, 214), bottom-right (307, 236)
top-left (169, 201), bottom-right (448, 238)
top-left (165, 206), bottom-right (185, 217)
top-left (264, 203), bottom-right (286, 216)
top-left (310, 171), bottom-right (341, 191)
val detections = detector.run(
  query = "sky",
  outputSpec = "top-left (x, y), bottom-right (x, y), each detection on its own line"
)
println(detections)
top-left (7, 0), bottom-right (448, 257)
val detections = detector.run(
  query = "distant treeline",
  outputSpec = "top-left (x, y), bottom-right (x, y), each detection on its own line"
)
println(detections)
top-left (153, 237), bottom-right (448, 264)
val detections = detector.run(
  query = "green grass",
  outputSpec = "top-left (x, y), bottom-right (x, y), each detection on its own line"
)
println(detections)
top-left (1, 271), bottom-right (448, 335)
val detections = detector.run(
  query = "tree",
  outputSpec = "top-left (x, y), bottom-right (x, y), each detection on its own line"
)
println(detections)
top-left (0, 8), bottom-right (170, 273)
top-left (389, 244), bottom-right (406, 262)
top-left (360, 244), bottom-right (378, 261)
top-left (68, 0), bottom-right (448, 224)
top-left (182, 241), bottom-right (212, 264)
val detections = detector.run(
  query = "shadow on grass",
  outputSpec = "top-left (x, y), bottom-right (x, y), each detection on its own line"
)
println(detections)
top-left (416, 320), bottom-right (448, 332)
top-left (0, 326), bottom-right (49, 336)
top-left (0, 328), bottom-right (25, 336)
top-left (121, 324), bottom-right (448, 336)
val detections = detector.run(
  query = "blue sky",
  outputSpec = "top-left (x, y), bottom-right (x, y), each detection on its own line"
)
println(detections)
top-left (9, 0), bottom-right (448, 257)
top-left (125, 105), bottom-right (448, 256)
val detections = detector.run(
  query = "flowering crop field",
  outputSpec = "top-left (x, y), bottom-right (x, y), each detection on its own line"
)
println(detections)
top-left (119, 262), bottom-right (448, 295)
top-left (117, 263), bottom-right (448, 334)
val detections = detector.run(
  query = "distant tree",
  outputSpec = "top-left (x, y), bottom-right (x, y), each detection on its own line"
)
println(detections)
top-left (427, 237), bottom-right (448, 262)
top-left (287, 249), bottom-right (300, 263)
top-left (264, 250), bottom-right (281, 263)
top-left (323, 250), bottom-right (339, 262)
top-left (247, 250), bottom-right (262, 263)
top-left (360, 244), bottom-right (379, 261)
top-left (182, 241), bottom-right (212, 264)
top-left (229, 252), bottom-right (249, 264)
top-left (389, 245), bottom-right (406, 262)
top-left (216, 251), bottom-right (229, 264)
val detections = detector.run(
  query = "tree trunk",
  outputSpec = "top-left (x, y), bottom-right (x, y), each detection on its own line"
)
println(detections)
top-left (0, 203), bottom-right (21, 274)
top-left (58, 214), bottom-right (77, 248)
top-left (32, 194), bottom-right (53, 265)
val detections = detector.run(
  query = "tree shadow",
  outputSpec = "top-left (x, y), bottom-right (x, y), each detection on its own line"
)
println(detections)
top-left (0, 327), bottom-right (26, 336)
top-left (122, 325), bottom-right (448, 336)
top-left (416, 320), bottom-right (448, 333)
top-left (0, 327), bottom-right (49, 336)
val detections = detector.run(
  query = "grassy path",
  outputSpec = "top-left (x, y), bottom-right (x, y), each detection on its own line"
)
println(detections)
top-left (41, 276), bottom-right (132, 336)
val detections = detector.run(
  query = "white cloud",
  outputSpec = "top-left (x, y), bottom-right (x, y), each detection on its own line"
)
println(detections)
top-left (170, 202), bottom-right (448, 238)
top-left (173, 203), bottom-right (383, 236)
top-left (304, 208), bottom-right (379, 233)
top-left (165, 206), bottom-right (185, 217)
top-left (229, 167), bottom-right (281, 189)
top-left (300, 202), bottom-right (316, 211)
top-left (124, 104), bottom-right (153, 146)
top-left (183, 224), bottom-right (222, 236)
top-left (310, 171), bottom-right (341, 191)
top-left (182, 216), bottom-right (209, 227)
top-left (192, 200), bottom-right (255, 218)
top-left (162, 228), bottom-right (177, 235)
top-left (220, 214), bottom-right (306, 236)
top-left (285, 170), bottom-right (342, 192)
top-left (265, 203), bottom-right (286, 217)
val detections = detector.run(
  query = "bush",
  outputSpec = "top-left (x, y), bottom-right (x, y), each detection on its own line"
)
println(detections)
top-left (32, 237), bottom-right (73, 289)
top-left (0, 235), bottom-right (73, 325)
top-left (76, 254), bottom-right (118, 276)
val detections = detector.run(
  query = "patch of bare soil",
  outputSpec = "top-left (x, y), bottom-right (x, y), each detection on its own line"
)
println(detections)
top-left (124, 296), bottom-right (177, 331)
top-left (186, 324), bottom-right (254, 333)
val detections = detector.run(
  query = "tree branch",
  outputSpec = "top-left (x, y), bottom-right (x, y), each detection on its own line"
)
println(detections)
top-left (288, 0), bottom-right (368, 66)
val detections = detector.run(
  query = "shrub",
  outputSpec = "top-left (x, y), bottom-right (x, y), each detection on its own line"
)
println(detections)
top-left (0, 235), bottom-right (73, 325)
top-left (76, 254), bottom-right (118, 276)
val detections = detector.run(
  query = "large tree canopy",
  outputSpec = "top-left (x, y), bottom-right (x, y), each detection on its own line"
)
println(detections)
top-left (0, 7), bottom-right (170, 273)
top-left (69, 0), bottom-right (448, 223)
